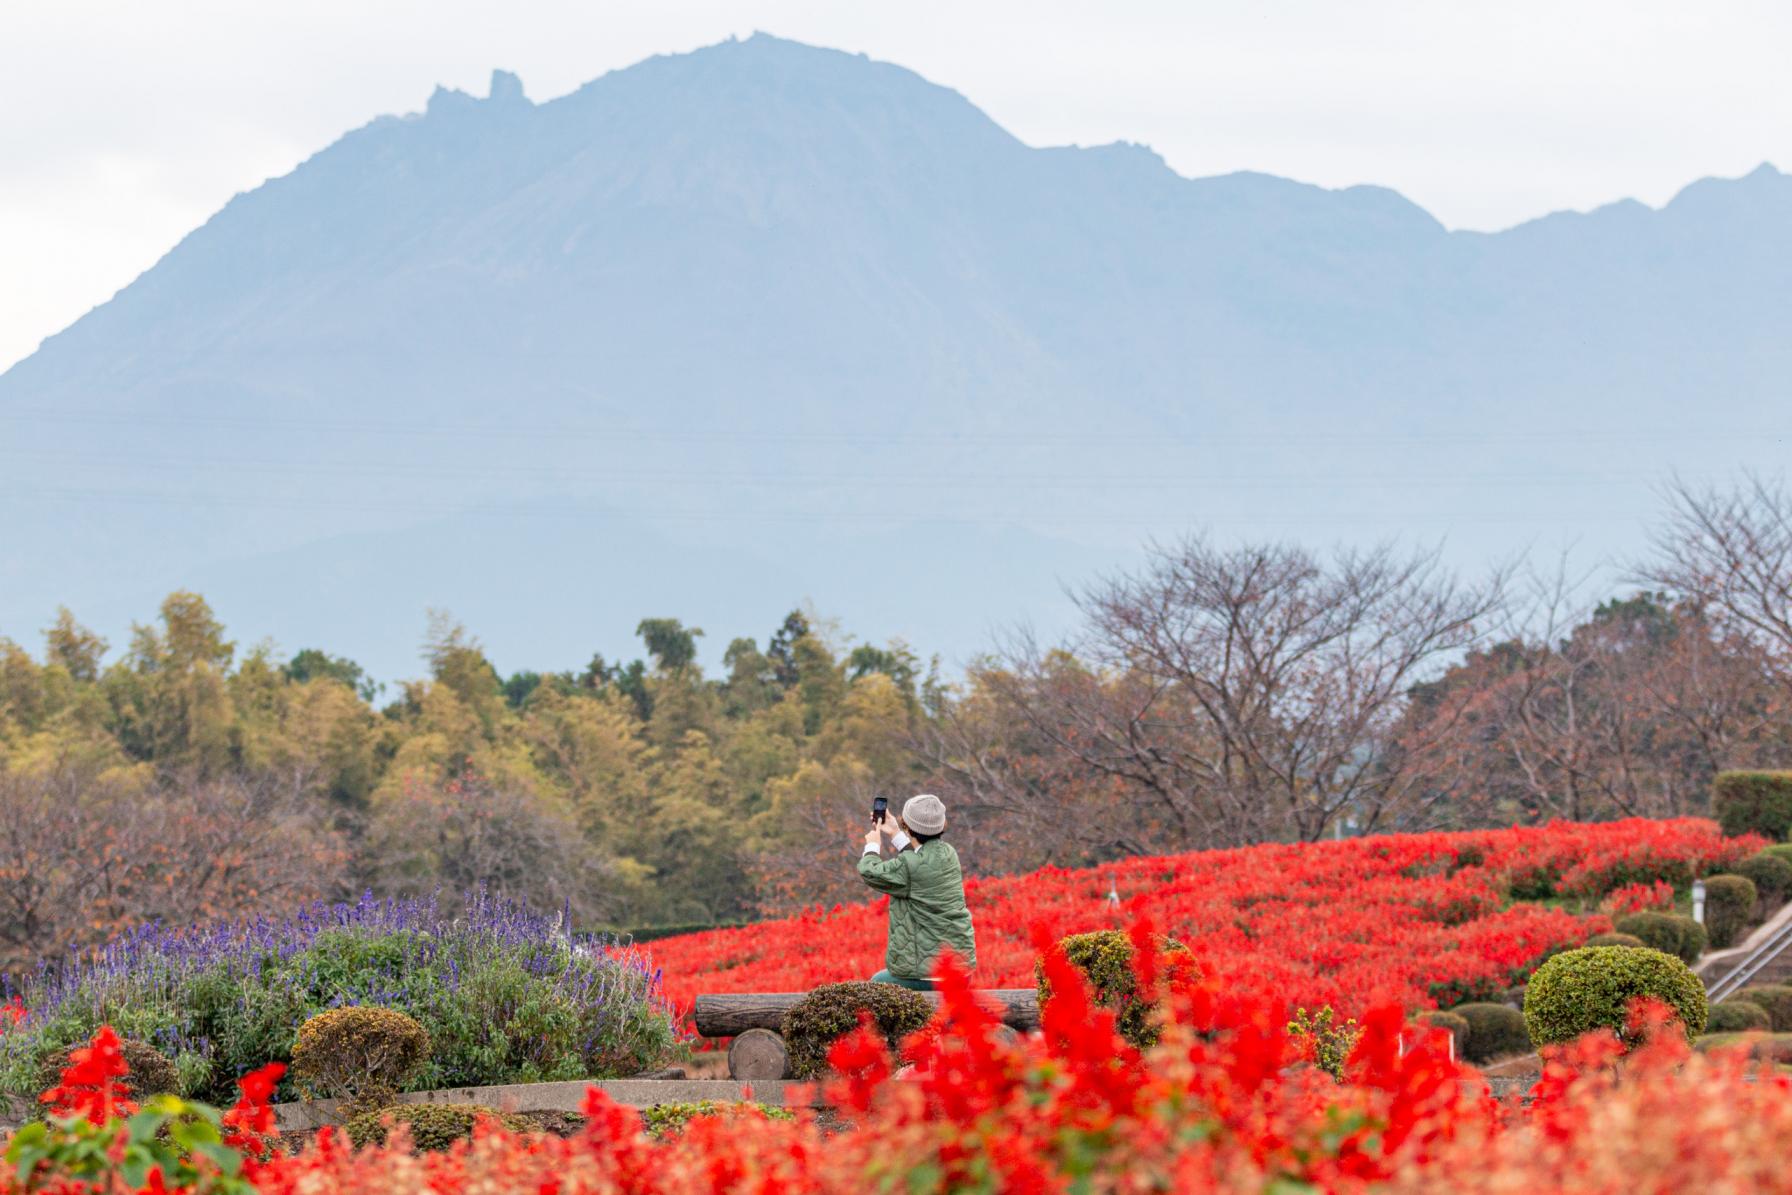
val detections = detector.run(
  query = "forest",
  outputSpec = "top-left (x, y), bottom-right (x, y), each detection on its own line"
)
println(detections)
top-left (1, 476), bottom-right (1788, 974)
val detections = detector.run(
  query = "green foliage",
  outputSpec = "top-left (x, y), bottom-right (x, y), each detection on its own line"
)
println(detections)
top-left (1583, 932), bottom-right (1647, 949)
top-left (1762, 844), bottom-right (1792, 866)
top-left (640, 1100), bottom-right (795, 1139)
top-left (1702, 874), bottom-right (1758, 949)
top-left (1712, 770), bottom-right (1792, 840)
top-left (34, 1039), bottom-right (181, 1107)
top-left (344, 1102), bottom-right (534, 1151)
top-left (1450, 1002), bottom-right (1532, 1063)
top-left (1038, 930), bottom-right (1193, 1050)
top-left (1705, 1000), bottom-right (1772, 1034)
top-left (3, 1093), bottom-right (256, 1194)
top-left (1523, 946), bottom-right (1708, 1048)
top-left (285, 648), bottom-right (379, 701)
top-left (0, 901), bottom-right (678, 1108)
top-left (779, 982), bottom-right (934, 1080)
top-left (291, 1007), bottom-right (430, 1117)
top-left (1736, 852), bottom-right (1792, 904)
top-left (1614, 911), bottom-right (1705, 963)
top-left (1735, 984), bottom-right (1792, 1032)
top-left (1287, 1007), bottom-right (1359, 1080)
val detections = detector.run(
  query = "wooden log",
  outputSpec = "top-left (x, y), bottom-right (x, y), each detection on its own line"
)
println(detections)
top-left (727, 1028), bottom-right (791, 1081)
top-left (694, 989), bottom-right (1040, 1037)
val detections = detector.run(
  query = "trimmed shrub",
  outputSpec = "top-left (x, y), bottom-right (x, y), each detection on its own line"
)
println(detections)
top-left (1706, 1000), bottom-right (1772, 1034)
top-left (1712, 770), bottom-right (1792, 840)
top-left (1524, 946), bottom-right (1707, 1048)
top-left (1736, 853), bottom-right (1792, 905)
top-left (1037, 930), bottom-right (1193, 1049)
top-left (1703, 874), bottom-right (1758, 949)
top-left (1450, 1003), bottom-right (1532, 1063)
top-left (35, 1038), bottom-right (181, 1104)
top-left (292, 1007), bottom-right (429, 1117)
top-left (344, 1103), bottom-right (533, 1151)
top-left (1583, 932), bottom-right (1647, 949)
top-left (1614, 912), bottom-right (1705, 964)
top-left (1762, 844), bottom-right (1792, 866)
top-left (780, 982), bottom-right (932, 1080)
top-left (640, 1101), bottom-right (795, 1139)
top-left (1418, 1009), bottom-right (1470, 1053)
top-left (1735, 984), bottom-right (1792, 1032)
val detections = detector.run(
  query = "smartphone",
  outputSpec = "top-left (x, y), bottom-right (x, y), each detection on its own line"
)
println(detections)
top-left (871, 795), bottom-right (888, 824)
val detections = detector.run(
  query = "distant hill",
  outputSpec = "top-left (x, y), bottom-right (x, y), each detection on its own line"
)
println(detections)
top-left (2, 33), bottom-right (1788, 680)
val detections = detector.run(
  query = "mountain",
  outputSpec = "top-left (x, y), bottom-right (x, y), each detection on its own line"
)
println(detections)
top-left (2, 34), bottom-right (1788, 680)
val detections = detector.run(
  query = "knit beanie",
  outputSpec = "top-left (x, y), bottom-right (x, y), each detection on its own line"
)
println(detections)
top-left (902, 793), bottom-right (947, 835)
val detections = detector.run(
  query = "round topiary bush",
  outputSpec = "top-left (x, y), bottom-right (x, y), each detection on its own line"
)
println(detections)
top-left (1762, 844), bottom-right (1792, 866)
top-left (1705, 1000), bottom-right (1772, 1034)
top-left (779, 982), bottom-right (933, 1080)
top-left (1735, 984), bottom-right (1792, 1032)
top-left (292, 1007), bottom-right (430, 1117)
top-left (1037, 930), bottom-right (1193, 1049)
top-left (1583, 932), bottom-right (1647, 949)
top-left (35, 1038), bottom-right (181, 1104)
top-left (1450, 1002), bottom-right (1532, 1063)
top-left (1703, 874), bottom-right (1758, 949)
top-left (1712, 770), bottom-right (1792, 840)
top-left (344, 1103), bottom-right (533, 1151)
top-left (1417, 1009), bottom-right (1470, 1053)
top-left (1737, 853), bottom-right (1792, 905)
top-left (1523, 946), bottom-right (1708, 1048)
top-left (1614, 912), bottom-right (1705, 964)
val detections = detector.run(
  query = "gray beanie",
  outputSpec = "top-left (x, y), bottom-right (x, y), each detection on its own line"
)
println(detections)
top-left (902, 793), bottom-right (947, 835)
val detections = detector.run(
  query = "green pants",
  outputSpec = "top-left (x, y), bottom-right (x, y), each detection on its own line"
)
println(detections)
top-left (870, 968), bottom-right (936, 991)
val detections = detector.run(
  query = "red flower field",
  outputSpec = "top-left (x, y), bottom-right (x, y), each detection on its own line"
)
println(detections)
top-left (646, 818), bottom-right (1758, 1019)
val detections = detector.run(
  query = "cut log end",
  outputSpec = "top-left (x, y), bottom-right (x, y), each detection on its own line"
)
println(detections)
top-left (728, 1028), bottom-right (791, 1081)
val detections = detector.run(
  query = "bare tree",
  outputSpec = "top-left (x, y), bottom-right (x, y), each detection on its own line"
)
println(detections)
top-left (984, 538), bottom-right (1505, 846)
top-left (0, 766), bottom-right (350, 973)
top-left (1640, 474), bottom-right (1792, 673)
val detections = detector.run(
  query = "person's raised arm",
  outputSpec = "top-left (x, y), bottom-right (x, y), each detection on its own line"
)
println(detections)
top-left (856, 833), bottom-right (914, 895)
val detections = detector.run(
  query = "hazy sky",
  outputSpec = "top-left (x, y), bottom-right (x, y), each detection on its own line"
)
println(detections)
top-left (2, 0), bottom-right (1787, 372)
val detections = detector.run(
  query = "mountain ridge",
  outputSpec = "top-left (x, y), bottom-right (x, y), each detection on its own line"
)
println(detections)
top-left (1, 33), bottom-right (1787, 681)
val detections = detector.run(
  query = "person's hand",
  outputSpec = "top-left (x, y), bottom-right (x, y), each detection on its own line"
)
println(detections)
top-left (862, 826), bottom-right (883, 851)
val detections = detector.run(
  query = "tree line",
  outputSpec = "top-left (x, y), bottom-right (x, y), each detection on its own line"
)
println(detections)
top-left (1, 476), bottom-right (1789, 972)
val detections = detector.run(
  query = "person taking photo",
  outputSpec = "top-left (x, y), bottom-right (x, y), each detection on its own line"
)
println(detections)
top-left (856, 793), bottom-right (976, 990)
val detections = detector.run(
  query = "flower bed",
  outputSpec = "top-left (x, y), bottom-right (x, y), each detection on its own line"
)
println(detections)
top-left (649, 818), bottom-right (1759, 1020)
top-left (5, 938), bottom-right (1791, 1193)
top-left (0, 891), bottom-right (677, 1105)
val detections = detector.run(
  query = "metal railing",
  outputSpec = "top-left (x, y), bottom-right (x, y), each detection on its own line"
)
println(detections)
top-left (1707, 915), bottom-right (1792, 1002)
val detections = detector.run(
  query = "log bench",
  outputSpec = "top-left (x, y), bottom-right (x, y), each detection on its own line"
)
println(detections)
top-left (694, 990), bottom-right (1040, 1080)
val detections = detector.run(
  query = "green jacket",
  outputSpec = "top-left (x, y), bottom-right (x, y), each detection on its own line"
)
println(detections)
top-left (857, 840), bottom-right (977, 978)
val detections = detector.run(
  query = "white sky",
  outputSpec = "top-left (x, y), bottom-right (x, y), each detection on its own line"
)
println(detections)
top-left (1, 0), bottom-right (1787, 373)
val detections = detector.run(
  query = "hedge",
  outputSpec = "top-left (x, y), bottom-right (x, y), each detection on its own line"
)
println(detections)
top-left (1524, 946), bottom-right (1707, 1048)
top-left (1733, 983), bottom-right (1792, 1032)
top-left (1702, 874), bottom-right (1758, 949)
top-left (1450, 1002), bottom-right (1531, 1063)
top-left (1583, 932), bottom-right (1646, 949)
top-left (1614, 911), bottom-right (1706, 964)
top-left (1712, 771), bottom-right (1792, 840)
top-left (1706, 1000), bottom-right (1773, 1034)
top-left (1735, 853), bottom-right (1792, 905)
